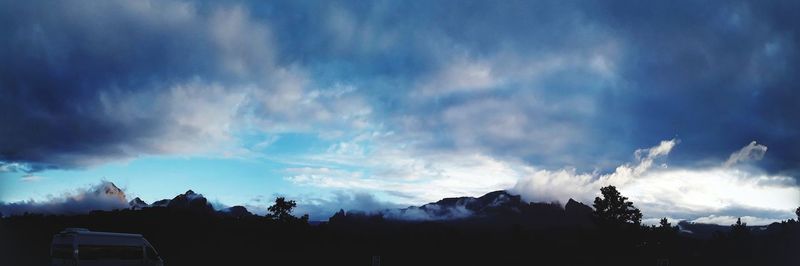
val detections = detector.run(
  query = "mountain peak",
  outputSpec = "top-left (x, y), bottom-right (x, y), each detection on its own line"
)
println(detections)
top-left (565, 198), bottom-right (585, 208)
top-left (98, 181), bottom-right (122, 194)
top-left (93, 181), bottom-right (127, 202)
top-left (220, 206), bottom-right (254, 219)
top-left (167, 189), bottom-right (213, 213)
top-left (478, 190), bottom-right (521, 207)
top-left (383, 190), bottom-right (530, 221)
top-left (129, 197), bottom-right (149, 210)
top-left (564, 198), bottom-right (593, 227)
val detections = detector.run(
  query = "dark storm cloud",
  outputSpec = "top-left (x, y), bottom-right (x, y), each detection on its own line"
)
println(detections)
top-left (0, 0), bottom-right (274, 170)
top-left (1, 0), bottom-right (799, 177)
top-left (579, 0), bottom-right (800, 174)
top-left (398, 0), bottom-right (800, 174)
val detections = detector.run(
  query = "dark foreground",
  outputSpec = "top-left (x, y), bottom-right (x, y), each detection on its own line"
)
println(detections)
top-left (1, 208), bottom-right (799, 266)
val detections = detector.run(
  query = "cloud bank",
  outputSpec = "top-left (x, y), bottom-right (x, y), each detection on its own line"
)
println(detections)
top-left (0, 181), bottom-right (129, 216)
top-left (512, 140), bottom-right (799, 225)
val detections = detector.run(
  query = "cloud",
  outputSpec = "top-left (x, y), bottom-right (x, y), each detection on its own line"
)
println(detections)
top-left (285, 135), bottom-right (796, 225)
top-left (353, 0), bottom-right (800, 175)
top-left (624, 168), bottom-right (798, 223)
top-left (0, 162), bottom-right (30, 173)
top-left (0, 1), bottom-right (376, 171)
top-left (382, 200), bottom-right (475, 221)
top-left (4, 0), bottom-right (800, 177)
top-left (2, 1), bottom-right (800, 226)
top-left (724, 141), bottom-right (768, 167)
top-left (512, 139), bottom-right (800, 225)
top-left (0, 1), bottom-right (265, 170)
top-left (285, 146), bottom-right (520, 204)
top-left (246, 190), bottom-right (400, 220)
top-left (19, 174), bottom-right (42, 182)
top-left (511, 139), bottom-right (677, 204)
top-left (294, 190), bottom-right (400, 221)
top-left (0, 181), bottom-right (129, 216)
top-left (690, 215), bottom-right (781, 226)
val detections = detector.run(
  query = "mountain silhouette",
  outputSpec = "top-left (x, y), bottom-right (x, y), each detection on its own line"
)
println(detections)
top-left (219, 205), bottom-right (254, 218)
top-left (151, 199), bottom-right (171, 207)
top-left (565, 198), bottom-right (594, 227)
top-left (124, 188), bottom-right (252, 218)
top-left (164, 190), bottom-right (215, 213)
top-left (332, 190), bottom-right (594, 229)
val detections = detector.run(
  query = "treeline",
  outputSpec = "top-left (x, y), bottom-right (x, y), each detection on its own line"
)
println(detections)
top-left (1, 187), bottom-right (799, 265)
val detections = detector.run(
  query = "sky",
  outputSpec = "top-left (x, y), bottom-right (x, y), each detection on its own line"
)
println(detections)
top-left (1, 0), bottom-right (799, 224)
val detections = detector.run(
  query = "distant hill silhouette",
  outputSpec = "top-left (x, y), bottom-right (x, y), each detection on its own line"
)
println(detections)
top-left (219, 205), bottom-right (254, 219)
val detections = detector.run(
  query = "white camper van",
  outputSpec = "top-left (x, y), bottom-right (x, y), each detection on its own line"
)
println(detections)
top-left (51, 228), bottom-right (163, 266)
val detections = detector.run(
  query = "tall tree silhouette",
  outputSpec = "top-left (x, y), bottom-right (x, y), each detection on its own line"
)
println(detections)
top-left (652, 217), bottom-right (679, 243)
top-left (592, 186), bottom-right (642, 226)
top-left (658, 217), bottom-right (670, 228)
top-left (268, 197), bottom-right (298, 222)
top-left (657, 217), bottom-right (678, 233)
top-left (730, 217), bottom-right (750, 238)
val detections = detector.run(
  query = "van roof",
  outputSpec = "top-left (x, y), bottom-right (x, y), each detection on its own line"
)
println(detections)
top-left (58, 228), bottom-right (142, 238)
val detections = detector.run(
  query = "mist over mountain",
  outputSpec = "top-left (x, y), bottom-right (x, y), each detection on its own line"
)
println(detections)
top-left (0, 181), bottom-right (593, 226)
top-left (0, 181), bottom-right (129, 216)
top-left (0, 181), bottom-right (793, 232)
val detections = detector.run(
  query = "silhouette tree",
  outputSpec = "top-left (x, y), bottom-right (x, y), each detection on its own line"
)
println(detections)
top-left (657, 217), bottom-right (678, 232)
top-left (652, 217), bottom-right (679, 240)
top-left (268, 197), bottom-right (298, 222)
top-left (648, 217), bottom-right (679, 259)
top-left (593, 186), bottom-right (643, 226)
top-left (730, 217), bottom-right (750, 238)
top-left (658, 217), bottom-right (670, 228)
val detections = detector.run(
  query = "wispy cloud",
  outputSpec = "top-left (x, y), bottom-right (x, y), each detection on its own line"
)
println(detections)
top-left (19, 174), bottom-right (42, 182)
top-left (724, 141), bottom-right (768, 167)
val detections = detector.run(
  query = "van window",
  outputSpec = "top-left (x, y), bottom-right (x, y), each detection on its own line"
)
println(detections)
top-left (51, 244), bottom-right (74, 259)
top-left (78, 245), bottom-right (143, 260)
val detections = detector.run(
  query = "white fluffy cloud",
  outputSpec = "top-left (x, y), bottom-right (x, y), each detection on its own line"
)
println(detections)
top-left (511, 139), bottom-right (677, 204)
top-left (512, 140), bottom-right (799, 225)
top-left (724, 141), bottom-right (768, 167)
top-left (284, 136), bottom-right (799, 225)
top-left (691, 215), bottom-right (782, 226)
top-left (284, 130), bottom-right (520, 205)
